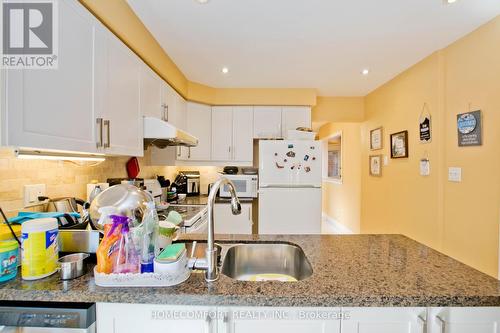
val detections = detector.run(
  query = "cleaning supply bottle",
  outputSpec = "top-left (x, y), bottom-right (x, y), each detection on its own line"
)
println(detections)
top-left (112, 215), bottom-right (140, 274)
top-left (138, 202), bottom-right (160, 273)
top-left (96, 213), bottom-right (123, 274)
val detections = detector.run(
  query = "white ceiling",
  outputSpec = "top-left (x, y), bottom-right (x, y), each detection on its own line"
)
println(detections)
top-left (127, 0), bottom-right (500, 96)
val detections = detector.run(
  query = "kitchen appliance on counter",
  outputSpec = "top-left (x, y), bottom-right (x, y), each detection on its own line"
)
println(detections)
top-left (143, 179), bottom-right (162, 205)
top-left (258, 140), bottom-right (322, 234)
top-left (0, 303), bottom-right (96, 332)
top-left (172, 171), bottom-right (200, 196)
top-left (219, 174), bottom-right (258, 199)
top-left (223, 166), bottom-right (239, 175)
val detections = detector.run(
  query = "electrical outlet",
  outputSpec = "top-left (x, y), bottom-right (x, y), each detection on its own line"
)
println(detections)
top-left (23, 184), bottom-right (46, 207)
top-left (448, 167), bottom-right (462, 182)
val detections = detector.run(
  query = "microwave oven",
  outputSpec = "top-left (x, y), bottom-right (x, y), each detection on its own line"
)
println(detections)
top-left (219, 174), bottom-right (258, 198)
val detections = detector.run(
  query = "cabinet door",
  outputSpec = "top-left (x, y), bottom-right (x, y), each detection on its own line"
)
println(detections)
top-left (5, 0), bottom-right (97, 153)
top-left (428, 307), bottom-right (500, 333)
top-left (140, 65), bottom-right (163, 119)
top-left (96, 28), bottom-right (143, 157)
top-left (342, 307), bottom-right (426, 333)
top-left (218, 307), bottom-right (341, 333)
top-left (211, 106), bottom-right (233, 161)
top-left (168, 88), bottom-right (187, 131)
top-left (232, 107), bottom-right (254, 163)
top-left (185, 102), bottom-right (211, 161)
top-left (253, 106), bottom-right (282, 139)
top-left (282, 106), bottom-right (311, 136)
top-left (97, 303), bottom-right (215, 333)
top-left (214, 203), bottom-right (252, 234)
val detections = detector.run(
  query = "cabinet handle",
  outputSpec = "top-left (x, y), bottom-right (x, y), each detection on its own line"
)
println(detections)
top-left (161, 103), bottom-right (169, 122)
top-left (249, 206), bottom-right (253, 225)
top-left (417, 314), bottom-right (427, 333)
top-left (436, 315), bottom-right (445, 333)
top-left (204, 314), bottom-right (212, 333)
top-left (96, 118), bottom-right (103, 148)
top-left (188, 147), bottom-right (191, 159)
top-left (103, 120), bottom-right (110, 148)
top-left (177, 147), bottom-right (181, 157)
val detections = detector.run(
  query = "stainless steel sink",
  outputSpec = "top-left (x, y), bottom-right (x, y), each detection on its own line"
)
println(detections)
top-left (221, 243), bottom-right (313, 281)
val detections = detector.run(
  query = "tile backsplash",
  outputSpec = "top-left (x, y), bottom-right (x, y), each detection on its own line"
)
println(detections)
top-left (0, 147), bottom-right (177, 217)
top-left (0, 147), bottom-right (226, 217)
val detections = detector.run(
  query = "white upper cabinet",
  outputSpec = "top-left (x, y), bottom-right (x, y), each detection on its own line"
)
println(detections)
top-left (253, 106), bottom-right (282, 139)
top-left (4, 0), bottom-right (97, 153)
top-left (139, 65), bottom-right (163, 119)
top-left (95, 26), bottom-right (143, 157)
top-left (232, 107), bottom-right (254, 162)
top-left (282, 106), bottom-right (312, 134)
top-left (171, 89), bottom-right (188, 131)
top-left (184, 102), bottom-right (211, 161)
top-left (211, 106), bottom-right (233, 161)
top-left (211, 106), bottom-right (254, 164)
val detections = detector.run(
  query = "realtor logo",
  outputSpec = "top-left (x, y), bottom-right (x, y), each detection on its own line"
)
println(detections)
top-left (1, 0), bottom-right (58, 69)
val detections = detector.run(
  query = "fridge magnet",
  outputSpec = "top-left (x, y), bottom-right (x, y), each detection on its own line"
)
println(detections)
top-left (275, 162), bottom-right (284, 169)
top-left (304, 166), bottom-right (311, 173)
top-left (288, 144), bottom-right (294, 149)
top-left (284, 159), bottom-right (288, 163)
top-left (312, 157), bottom-right (316, 161)
top-left (304, 155), bottom-right (310, 161)
top-left (286, 151), bottom-right (296, 158)
top-left (370, 127), bottom-right (383, 150)
top-left (390, 130), bottom-right (409, 158)
top-left (457, 110), bottom-right (482, 146)
top-left (310, 146), bottom-right (315, 150)
top-left (274, 153), bottom-right (278, 156)
top-left (419, 103), bottom-right (432, 144)
top-left (369, 155), bottom-right (382, 176)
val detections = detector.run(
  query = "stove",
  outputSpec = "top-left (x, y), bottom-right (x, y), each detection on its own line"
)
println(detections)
top-left (158, 204), bottom-right (208, 234)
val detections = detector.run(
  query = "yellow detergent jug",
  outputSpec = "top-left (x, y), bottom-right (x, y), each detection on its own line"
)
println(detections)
top-left (21, 218), bottom-right (59, 280)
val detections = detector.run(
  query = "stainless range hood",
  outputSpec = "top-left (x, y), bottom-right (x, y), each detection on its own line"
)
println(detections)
top-left (143, 117), bottom-right (198, 148)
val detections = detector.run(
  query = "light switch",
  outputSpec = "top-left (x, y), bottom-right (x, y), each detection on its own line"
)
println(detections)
top-left (24, 184), bottom-right (46, 207)
top-left (448, 167), bottom-right (462, 182)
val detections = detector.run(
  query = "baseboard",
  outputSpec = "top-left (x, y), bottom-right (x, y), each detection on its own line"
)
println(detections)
top-left (322, 213), bottom-right (354, 234)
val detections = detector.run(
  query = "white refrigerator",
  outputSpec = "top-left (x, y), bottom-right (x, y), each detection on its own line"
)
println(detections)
top-left (258, 140), bottom-right (322, 234)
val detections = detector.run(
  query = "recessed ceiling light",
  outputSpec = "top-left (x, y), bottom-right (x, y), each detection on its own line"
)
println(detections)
top-left (222, 67), bottom-right (229, 74)
top-left (444, 0), bottom-right (457, 4)
top-left (361, 69), bottom-right (370, 75)
top-left (196, 0), bottom-right (209, 4)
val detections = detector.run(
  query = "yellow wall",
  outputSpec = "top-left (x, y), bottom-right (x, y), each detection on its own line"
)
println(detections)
top-left (313, 97), bottom-right (365, 124)
top-left (361, 16), bottom-right (500, 278)
top-left (319, 123), bottom-right (362, 233)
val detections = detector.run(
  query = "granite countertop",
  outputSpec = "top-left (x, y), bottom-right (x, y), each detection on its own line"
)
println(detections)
top-left (1, 234), bottom-right (500, 307)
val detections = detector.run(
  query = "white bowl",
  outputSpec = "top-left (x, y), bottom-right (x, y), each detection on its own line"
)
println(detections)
top-left (177, 194), bottom-right (187, 202)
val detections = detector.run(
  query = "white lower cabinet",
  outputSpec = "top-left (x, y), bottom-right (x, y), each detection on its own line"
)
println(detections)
top-left (97, 303), bottom-right (216, 333)
top-left (218, 307), bottom-right (341, 333)
top-left (97, 305), bottom-right (500, 333)
top-left (341, 307), bottom-right (426, 333)
top-left (427, 307), bottom-right (500, 333)
top-left (214, 203), bottom-right (253, 234)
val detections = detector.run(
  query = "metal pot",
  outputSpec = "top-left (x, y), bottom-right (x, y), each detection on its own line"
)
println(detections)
top-left (58, 253), bottom-right (89, 280)
top-left (46, 197), bottom-right (88, 213)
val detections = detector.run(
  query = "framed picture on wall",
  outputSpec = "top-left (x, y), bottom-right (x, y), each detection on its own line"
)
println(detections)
top-left (370, 127), bottom-right (383, 150)
top-left (369, 155), bottom-right (382, 176)
top-left (390, 130), bottom-right (409, 158)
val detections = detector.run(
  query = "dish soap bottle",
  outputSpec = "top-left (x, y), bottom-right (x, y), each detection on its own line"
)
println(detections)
top-left (138, 202), bottom-right (160, 273)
